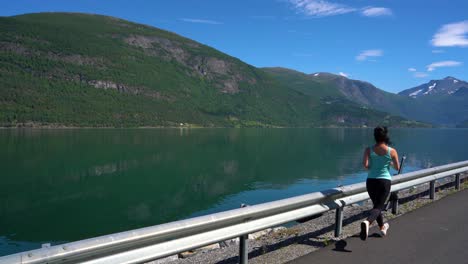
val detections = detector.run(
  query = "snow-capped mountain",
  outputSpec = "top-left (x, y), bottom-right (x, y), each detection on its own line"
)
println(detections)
top-left (399, 77), bottom-right (468, 98)
top-left (309, 73), bottom-right (468, 126)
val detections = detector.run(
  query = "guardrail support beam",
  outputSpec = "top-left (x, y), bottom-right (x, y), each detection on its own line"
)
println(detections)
top-left (239, 203), bottom-right (249, 264)
top-left (390, 192), bottom-right (399, 215)
top-left (239, 234), bottom-right (248, 264)
top-left (430, 180), bottom-right (436, 200)
top-left (334, 207), bottom-right (343, 237)
top-left (455, 174), bottom-right (461, 190)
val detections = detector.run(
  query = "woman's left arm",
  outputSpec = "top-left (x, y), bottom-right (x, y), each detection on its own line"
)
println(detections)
top-left (391, 148), bottom-right (400, 171)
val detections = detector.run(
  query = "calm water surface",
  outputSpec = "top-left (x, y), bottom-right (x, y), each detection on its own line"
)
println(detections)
top-left (1, 128), bottom-right (467, 255)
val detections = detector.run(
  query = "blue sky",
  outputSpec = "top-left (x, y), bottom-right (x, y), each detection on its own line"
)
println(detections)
top-left (1, 0), bottom-right (468, 93)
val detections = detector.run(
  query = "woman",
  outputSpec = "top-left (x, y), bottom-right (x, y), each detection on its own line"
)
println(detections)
top-left (360, 126), bottom-right (400, 240)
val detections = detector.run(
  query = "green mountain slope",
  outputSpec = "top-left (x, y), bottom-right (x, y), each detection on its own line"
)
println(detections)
top-left (306, 73), bottom-right (427, 120)
top-left (262, 68), bottom-right (427, 127)
top-left (305, 72), bottom-right (468, 126)
top-left (0, 13), bottom-right (423, 127)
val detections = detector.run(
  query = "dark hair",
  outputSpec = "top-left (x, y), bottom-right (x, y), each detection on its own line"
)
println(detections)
top-left (374, 126), bottom-right (391, 145)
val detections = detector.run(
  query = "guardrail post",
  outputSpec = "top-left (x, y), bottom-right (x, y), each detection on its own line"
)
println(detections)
top-left (334, 206), bottom-right (343, 237)
top-left (239, 204), bottom-right (249, 264)
top-left (430, 180), bottom-right (435, 200)
top-left (390, 192), bottom-right (399, 215)
top-left (455, 174), bottom-right (461, 190)
top-left (240, 234), bottom-right (248, 264)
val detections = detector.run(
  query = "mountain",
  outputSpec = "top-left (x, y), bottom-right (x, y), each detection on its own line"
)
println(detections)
top-left (309, 72), bottom-right (411, 115)
top-left (398, 77), bottom-right (468, 126)
top-left (305, 72), bottom-right (437, 125)
top-left (0, 13), bottom-right (423, 128)
top-left (305, 72), bottom-right (467, 127)
top-left (454, 87), bottom-right (468, 97)
top-left (262, 68), bottom-right (426, 127)
top-left (399, 77), bottom-right (468, 98)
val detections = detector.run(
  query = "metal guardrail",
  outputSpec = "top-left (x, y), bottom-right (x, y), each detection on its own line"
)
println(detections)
top-left (1, 160), bottom-right (468, 264)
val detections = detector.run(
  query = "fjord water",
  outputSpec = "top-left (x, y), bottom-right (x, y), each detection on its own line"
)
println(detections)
top-left (1, 128), bottom-right (467, 255)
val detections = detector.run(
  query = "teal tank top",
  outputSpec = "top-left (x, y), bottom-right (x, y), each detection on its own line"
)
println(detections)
top-left (368, 146), bottom-right (392, 180)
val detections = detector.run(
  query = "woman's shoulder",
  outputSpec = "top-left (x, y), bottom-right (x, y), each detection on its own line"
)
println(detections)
top-left (388, 146), bottom-right (398, 156)
top-left (388, 146), bottom-right (397, 152)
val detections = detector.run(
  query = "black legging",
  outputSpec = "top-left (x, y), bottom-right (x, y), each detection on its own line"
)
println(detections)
top-left (366, 178), bottom-right (391, 227)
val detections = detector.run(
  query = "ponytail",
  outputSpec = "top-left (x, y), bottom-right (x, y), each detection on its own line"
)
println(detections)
top-left (374, 126), bottom-right (391, 145)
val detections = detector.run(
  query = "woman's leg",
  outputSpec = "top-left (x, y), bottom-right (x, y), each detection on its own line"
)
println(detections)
top-left (376, 213), bottom-right (384, 227)
top-left (366, 179), bottom-right (391, 225)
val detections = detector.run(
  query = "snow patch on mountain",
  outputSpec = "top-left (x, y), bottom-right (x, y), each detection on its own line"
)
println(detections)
top-left (449, 88), bottom-right (462, 95)
top-left (400, 76), bottom-right (467, 99)
top-left (423, 83), bottom-right (437, 95)
top-left (410, 89), bottom-right (424, 97)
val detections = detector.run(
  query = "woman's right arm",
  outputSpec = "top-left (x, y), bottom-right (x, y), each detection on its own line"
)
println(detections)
top-left (363, 147), bottom-right (370, 169)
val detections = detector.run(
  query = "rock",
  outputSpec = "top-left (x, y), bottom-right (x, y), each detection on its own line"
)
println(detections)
top-left (223, 229), bottom-right (275, 246)
top-left (144, 254), bottom-right (178, 264)
top-left (248, 228), bottom-right (272, 240)
top-left (178, 243), bottom-right (220, 258)
top-left (199, 243), bottom-right (221, 252)
top-left (272, 226), bottom-right (287, 232)
top-left (223, 237), bottom-right (240, 246)
top-left (178, 250), bottom-right (196, 259)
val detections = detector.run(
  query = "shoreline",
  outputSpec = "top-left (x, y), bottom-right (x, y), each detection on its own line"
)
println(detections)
top-left (0, 126), bottom-right (442, 130)
top-left (0, 121), bottom-right (435, 129)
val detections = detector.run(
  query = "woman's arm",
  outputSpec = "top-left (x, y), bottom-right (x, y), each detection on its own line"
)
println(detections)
top-left (391, 148), bottom-right (400, 171)
top-left (363, 147), bottom-right (370, 169)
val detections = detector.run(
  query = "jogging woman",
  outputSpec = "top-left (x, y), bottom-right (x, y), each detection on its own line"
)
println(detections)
top-left (360, 126), bottom-right (400, 240)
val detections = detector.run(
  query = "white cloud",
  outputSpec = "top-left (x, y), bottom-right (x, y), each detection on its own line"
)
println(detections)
top-left (408, 68), bottom-right (417, 72)
top-left (356, 49), bottom-right (383, 61)
top-left (179, 18), bottom-right (223, 25)
top-left (431, 20), bottom-right (468, 47)
top-left (414, 72), bottom-right (428, 78)
top-left (361, 7), bottom-right (392, 17)
top-left (287, 1), bottom-right (391, 18)
top-left (338, 72), bottom-right (350, 77)
top-left (432, 49), bottom-right (445, 54)
top-left (426, 60), bottom-right (462, 71)
top-left (288, 0), bottom-right (356, 17)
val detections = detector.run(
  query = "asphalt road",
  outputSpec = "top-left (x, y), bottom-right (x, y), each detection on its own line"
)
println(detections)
top-left (289, 189), bottom-right (468, 264)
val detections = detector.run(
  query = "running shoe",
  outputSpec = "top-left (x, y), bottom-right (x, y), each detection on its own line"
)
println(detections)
top-left (380, 223), bottom-right (390, 236)
top-left (360, 220), bottom-right (369, 241)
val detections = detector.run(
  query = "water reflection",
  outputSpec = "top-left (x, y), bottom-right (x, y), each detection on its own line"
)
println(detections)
top-left (0, 128), bottom-right (467, 256)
